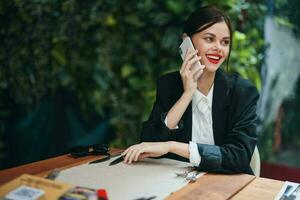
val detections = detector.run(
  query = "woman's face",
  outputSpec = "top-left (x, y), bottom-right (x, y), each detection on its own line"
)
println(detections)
top-left (191, 21), bottom-right (230, 73)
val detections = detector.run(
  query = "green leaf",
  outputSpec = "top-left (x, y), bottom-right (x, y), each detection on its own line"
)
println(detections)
top-left (121, 64), bottom-right (135, 78)
top-left (105, 14), bottom-right (117, 26)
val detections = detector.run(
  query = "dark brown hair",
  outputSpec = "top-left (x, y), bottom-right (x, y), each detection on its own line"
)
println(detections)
top-left (183, 5), bottom-right (233, 68)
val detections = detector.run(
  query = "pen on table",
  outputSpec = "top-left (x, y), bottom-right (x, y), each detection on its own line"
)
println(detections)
top-left (134, 196), bottom-right (156, 200)
top-left (89, 152), bottom-right (123, 164)
top-left (109, 155), bottom-right (125, 166)
top-left (89, 155), bottom-right (111, 164)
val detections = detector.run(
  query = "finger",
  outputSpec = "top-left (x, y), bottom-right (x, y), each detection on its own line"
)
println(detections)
top-left (183, 50), bottom-right (198, 70)
top-left (124, 143), bottom-right (147, 163)
top-left (184, 56), bottom-right (201, 73)
top-left (122, 148), bottom-right (131, 163)
top-left (124, 146), bottom-right (135, 163)
top-left (122, 147), bottom-right (130, 156)
top-left (190, 60), bottom-right (202, 75)
top-left (185, 48), bottom-right (198, 61)
top-left (193, 68), bottom-right (204, 81)
top-left (134, 148), bottom-right (147, 161)
top-left (181, 49), bottom-right (198, 73)
top-left (134, 149), bottom-right (141, 161)
top-left (123, 151), bottom-right (130, 163)
top-left (128, 147), bottom-right (140, 164)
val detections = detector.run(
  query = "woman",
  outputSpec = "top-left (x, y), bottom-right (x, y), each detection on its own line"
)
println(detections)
top-left (122, 6), bottom-right (259, 175)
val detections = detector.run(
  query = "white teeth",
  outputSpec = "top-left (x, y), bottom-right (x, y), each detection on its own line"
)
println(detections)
top-left (207, 55), bottom-right (220, 60)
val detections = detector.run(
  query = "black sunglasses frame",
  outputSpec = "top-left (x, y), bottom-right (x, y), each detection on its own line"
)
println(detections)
top-left (69, 144), bottom-right (109, 158)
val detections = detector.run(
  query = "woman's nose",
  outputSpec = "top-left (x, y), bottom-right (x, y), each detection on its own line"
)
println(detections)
top-left (212, 42), bottom-right (222, 52)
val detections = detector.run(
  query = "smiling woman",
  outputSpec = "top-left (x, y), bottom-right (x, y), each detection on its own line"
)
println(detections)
top-left (122, 5), bottom-right (259, 175)
top-left (189, 22), bottom-right (230, 74)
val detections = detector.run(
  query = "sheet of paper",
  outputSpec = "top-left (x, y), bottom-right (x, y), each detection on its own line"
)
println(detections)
top-left (274, 181), bottom-right (300, 200)
top-left (56, 158), bottom-right (204, 200)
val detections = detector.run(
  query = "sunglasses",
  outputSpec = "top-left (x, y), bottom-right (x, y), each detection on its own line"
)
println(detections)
top-left (69, 144), bottom-right (109, 157)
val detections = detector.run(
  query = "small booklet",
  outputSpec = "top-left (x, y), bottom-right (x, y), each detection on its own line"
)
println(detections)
top-left (0, 174), bottom-right (72, 200)
top-left (0, 174), bottom-right (108, 200)
top-left (275, 181), bottom-right (300, 200)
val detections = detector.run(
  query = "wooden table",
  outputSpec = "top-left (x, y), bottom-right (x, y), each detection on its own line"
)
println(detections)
top-left (0, 149), bottom-right (284, 199)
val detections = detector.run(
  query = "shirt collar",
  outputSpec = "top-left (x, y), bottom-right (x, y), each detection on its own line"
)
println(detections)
top-left (192, 84), bottom-right (214, 112)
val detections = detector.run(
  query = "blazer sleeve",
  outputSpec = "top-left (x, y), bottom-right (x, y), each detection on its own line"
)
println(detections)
top-left (196, 81), bottom-right (259, 174)
top-left (140, 76), bottom-right (185, 142)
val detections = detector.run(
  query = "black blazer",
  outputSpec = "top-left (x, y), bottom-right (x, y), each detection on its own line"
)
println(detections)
top-left (140, 69), bottom-right (259, 175)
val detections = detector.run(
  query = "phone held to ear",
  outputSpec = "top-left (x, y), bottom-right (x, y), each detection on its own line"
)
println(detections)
top-left (178, 36), bottom-right (202, 70)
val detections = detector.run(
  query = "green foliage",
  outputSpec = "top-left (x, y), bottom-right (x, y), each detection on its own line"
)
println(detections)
top-left (0, 0), bottom-right (266, 154)
top-left (275, 0), bottom-right (300, 36)
top-left (230, 30), bottom-right (263, 90)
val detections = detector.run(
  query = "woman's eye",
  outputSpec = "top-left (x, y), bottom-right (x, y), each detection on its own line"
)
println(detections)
top-left (222, 40), bottom-right (230, 46)
top-left (205, 37), bottom-right (213, 42)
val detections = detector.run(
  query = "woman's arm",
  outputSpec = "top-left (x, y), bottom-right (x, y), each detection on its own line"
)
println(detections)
top-left (140, 49), bottom-right (203, 142)
top-left (196, 81), bottom-right (259, 174)
top-left (122, 141), bottom-right (189, 164)
top-left (166, 49), bottom-right (204, 129)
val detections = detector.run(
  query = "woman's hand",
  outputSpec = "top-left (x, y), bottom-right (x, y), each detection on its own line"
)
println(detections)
top-left (122, 142), bottom-right (171, 164)
top-left (180, 48), bottom-right (205, 96)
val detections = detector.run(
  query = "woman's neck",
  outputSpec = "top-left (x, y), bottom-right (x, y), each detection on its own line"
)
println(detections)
top-left (197, 71), bottom-right (216, 96)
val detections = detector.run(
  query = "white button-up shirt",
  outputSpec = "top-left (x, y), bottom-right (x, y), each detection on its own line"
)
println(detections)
top-left (189, 85), bottom-right (215, 166)
top-left (164, 86), bottom-right (215, 166)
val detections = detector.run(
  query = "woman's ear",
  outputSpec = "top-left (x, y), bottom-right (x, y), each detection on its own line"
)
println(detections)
top-left (182, 33), bottom-right (188, 40)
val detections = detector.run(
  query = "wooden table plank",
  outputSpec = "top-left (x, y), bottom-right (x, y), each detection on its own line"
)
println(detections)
top-left (166, 173), bottom-right (255, 200)
top-left (0, 149), bottom-right (123, 185)
top-left (230, 177), bottom-right (284, 200)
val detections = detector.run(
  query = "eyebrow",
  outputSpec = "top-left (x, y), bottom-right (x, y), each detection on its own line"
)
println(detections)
top-left (203, 33), bottom-right (230, 39)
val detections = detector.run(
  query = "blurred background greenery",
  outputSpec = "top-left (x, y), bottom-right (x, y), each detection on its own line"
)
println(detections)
top-left (0, 0), bottom-right (299, 173)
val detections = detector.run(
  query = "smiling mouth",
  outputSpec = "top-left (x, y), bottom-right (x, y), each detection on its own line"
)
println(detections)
top-left (206, 54), bottom-right (222, 64)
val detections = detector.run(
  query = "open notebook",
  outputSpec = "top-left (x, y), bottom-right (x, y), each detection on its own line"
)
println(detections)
top-left (56, 158), bottom-right (204, 200)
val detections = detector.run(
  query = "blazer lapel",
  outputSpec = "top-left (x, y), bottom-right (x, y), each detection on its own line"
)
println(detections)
top-left (212, 69), bottom-right (231, 145)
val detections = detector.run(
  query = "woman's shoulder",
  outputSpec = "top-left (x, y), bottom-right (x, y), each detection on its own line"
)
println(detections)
top-left (158, 71), bottom-right (181, 83)
top-left (156, 71), bottom-right (183, 94)
top-left (216, 69), bottom-right (257, 91)
top-left (157, 71), bottom-right (181, 87)
top-left (223, 71), bottom-right (259, 99)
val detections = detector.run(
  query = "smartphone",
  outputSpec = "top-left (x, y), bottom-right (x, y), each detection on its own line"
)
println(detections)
top-left (178, 36), bottom-right (202, 70)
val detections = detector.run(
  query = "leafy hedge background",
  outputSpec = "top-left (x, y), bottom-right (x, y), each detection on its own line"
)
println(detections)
top-left (0, 0), bottom-right (267, 168)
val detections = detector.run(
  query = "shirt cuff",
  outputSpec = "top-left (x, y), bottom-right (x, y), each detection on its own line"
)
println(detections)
top-left (164, 116), bottom-right (179, 129)
top-left (189, 141), bottom-right (201, 166)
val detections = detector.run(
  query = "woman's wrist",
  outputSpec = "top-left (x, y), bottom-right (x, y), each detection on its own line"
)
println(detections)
top-left (181, 91), bottom-right (194, 101)
top-left (166, 141), bottom-right (189, 159)
top-left (167, 141), bottom-right (176, 153)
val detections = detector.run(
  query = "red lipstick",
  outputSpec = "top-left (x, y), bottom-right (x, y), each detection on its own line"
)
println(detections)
top-left (206, 54), bottom-right (222, 64)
